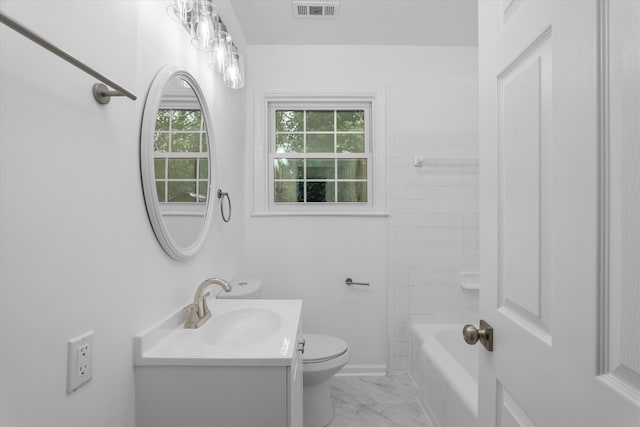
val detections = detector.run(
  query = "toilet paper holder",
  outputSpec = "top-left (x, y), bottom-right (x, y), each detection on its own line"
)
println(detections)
top-left (345, 278), bottom-right (369, 286)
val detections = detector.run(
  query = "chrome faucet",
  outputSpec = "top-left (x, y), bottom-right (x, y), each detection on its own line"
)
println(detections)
top-left (183, 278), bottom-right (232, 329)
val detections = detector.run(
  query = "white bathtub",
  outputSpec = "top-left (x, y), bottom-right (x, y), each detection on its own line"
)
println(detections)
top-left (410, 323), bottom-right (478, 427)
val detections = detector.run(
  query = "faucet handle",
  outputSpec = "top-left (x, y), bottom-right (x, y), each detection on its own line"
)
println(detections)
top-left (183, 303), bottom-right (199, 329)
top-left (183, 302), bottom-right (197, 312)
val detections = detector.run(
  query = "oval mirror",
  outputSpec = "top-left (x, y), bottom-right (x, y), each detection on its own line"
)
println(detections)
top-left (140, 65), bottom-right (216, 260)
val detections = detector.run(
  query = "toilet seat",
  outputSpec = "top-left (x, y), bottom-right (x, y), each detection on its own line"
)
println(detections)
top-left (303, 333), bottom-right (348, 364)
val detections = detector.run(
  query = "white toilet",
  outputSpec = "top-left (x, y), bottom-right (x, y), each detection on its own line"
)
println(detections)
top-left (217, 279), bottom-right (351, 427)
top-left (302, 333), bottom-right (350, 427)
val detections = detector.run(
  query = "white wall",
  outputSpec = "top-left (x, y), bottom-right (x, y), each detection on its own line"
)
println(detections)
top-left (244, 45), bottom-right (478, 372)
top-left (0, 1), bottom-right (246, 426)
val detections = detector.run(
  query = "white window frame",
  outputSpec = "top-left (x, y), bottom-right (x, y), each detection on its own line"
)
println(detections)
top-left (252, 90), bottom-right (387, 216)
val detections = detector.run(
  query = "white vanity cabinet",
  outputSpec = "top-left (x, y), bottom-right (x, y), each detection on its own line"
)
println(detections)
top-left (288, 324), bottom-right (304, 426)
top-left (134, 299), bottom-right (303, 427)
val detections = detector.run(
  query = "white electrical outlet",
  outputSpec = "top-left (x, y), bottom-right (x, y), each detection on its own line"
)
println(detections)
top-left (67, 331), bottom-right (93, 394)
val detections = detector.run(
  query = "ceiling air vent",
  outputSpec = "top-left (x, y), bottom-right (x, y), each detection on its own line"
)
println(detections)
top-left (292, 1), bottom-right (340, 19)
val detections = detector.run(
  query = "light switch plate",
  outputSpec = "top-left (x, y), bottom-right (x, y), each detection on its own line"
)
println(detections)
top-left (66, 331), bottom-right (93, 394)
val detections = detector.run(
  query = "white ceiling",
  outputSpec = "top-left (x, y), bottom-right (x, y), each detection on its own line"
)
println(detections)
top-left (228, 0), bottom-right (478, 46)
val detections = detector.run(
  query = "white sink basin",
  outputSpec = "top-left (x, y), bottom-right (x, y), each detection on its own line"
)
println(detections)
top-left (135, 299), bottom-right (302, 366)
top-left (201, 307), bottom-right (282, 346)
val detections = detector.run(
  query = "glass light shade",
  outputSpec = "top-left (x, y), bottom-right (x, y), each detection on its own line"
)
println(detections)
top-left (190, 1), bottom-right (218, 51)
top-left (167, 0), bottom-right (197, 25)
top-left (209, 37), bottom-right (230, 72)
top-left (223, 51), bottom-right (245, 89)
top-left (197, 0), bottom-right (215, 15)
top-left (190, 12), bottom-right (215, 51)
top-left (208, 18), bottom-right (230, 72)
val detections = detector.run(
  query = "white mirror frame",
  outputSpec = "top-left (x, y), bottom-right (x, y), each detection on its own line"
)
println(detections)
top-left (140, 65), bottom-right (216, 260)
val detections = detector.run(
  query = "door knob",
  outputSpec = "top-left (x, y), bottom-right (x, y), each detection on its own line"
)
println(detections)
top-left (462, 319), bottom-right (493, 352)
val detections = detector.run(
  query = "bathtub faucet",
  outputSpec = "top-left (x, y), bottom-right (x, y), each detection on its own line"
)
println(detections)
top-left (183, 278), bottom-right (232, 329)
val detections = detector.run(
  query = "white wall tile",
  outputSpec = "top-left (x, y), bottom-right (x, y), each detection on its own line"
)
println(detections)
top-left (387, 124), bottom-right (480, 369)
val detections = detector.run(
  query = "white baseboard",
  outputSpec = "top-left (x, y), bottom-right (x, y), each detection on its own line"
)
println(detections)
top-left (336, 364), bottom-right (387, 377)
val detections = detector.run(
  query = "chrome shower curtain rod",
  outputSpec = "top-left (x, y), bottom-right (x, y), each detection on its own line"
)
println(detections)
top-left (0, 10), bottom-right (137, 104)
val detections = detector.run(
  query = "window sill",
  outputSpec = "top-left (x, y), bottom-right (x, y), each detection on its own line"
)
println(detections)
top-left (251, 211), bottom-right (389, 218)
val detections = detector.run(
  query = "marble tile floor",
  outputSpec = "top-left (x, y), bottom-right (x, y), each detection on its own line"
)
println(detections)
top-left (328, 374), bottom-right (433, 427)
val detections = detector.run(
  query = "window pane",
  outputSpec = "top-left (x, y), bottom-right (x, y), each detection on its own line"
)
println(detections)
top-left (275, 181), bottom-right (304, 202)
top-left (168, 181), bottom-right (197, 202)
top-left (202, 134), bottom-right (208, 152)
top-left (198, 158), bottom-right (208, 179)
top-left (338, 159), bottom-right (367, 179)
top-left (276, 134), bottom-right (304, 153)
top-left (338, 182), bottom-right (367, 202)
top-left (154, 133), bottom-right (169, 152)
top-left (274, 159), bottom-right (304, 179)
top-left (307, 134), bottom-right (334, 153)
top-left (276, 110), bottom-right (304, 132)
top-left (155, 181), bottom-right (166, 202)
top-left (168, 158), bottom-right (197, 179)
top-left (336, 110), bottom-right (364, 131)
top-left (172, 110), bottom-right (201, 131)
top-left (156, 110), bottom-right (170, 131)
top-left (171, 133), bottom-right (200, 152)
top-left (306, 111), bottom-right (334, 131)
top-left (270, 105), bottom-right (371, 207)
top-left (336, 134), bottom-right (365, 153)
top-left (195, 181), bottom-right (208, 202)
top-left (307, 181), bottom-right (335, 202)
top-left (154, 158), bottom-right (166, 179)
top-left (306, 159), bottom-right (335, 179)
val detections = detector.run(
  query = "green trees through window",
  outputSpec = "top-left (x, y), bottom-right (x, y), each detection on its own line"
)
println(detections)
top-left (154, 109), bottom-right (208, 203)
top-left (272, 108), bottom-right (369, 204)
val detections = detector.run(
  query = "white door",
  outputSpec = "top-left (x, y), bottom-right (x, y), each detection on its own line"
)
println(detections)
top-left (477, 1), bottom-right (640, 426)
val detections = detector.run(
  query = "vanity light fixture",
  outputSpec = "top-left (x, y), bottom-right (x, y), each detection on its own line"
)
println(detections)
top-left (167, 0), bottom-right (245, 89)
top-left (222, 42), bottom-right (244, 89)
top-left (208, 15), bottom-right (231, 73)
top-left (190, 1), bottom-right (216, 51)
top-left (166, 0), bottom-right (197, 25)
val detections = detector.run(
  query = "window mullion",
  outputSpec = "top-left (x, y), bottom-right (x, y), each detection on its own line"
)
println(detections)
top-left (303, 110), bottom-right (307, 156)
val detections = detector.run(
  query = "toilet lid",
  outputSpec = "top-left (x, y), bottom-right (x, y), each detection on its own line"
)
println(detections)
top-left (303, 333), bottom-right (348, 363)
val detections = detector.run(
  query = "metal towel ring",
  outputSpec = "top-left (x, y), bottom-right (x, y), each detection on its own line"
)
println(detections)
top-left (217, 189), bottom-right (231, 223)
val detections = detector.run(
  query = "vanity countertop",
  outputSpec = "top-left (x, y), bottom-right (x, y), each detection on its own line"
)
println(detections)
top-left (135, 299), bottom-right (303, 367)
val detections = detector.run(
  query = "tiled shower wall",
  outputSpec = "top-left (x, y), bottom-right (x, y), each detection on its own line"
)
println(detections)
top-left (387, 130), bottom-right (480, 372)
